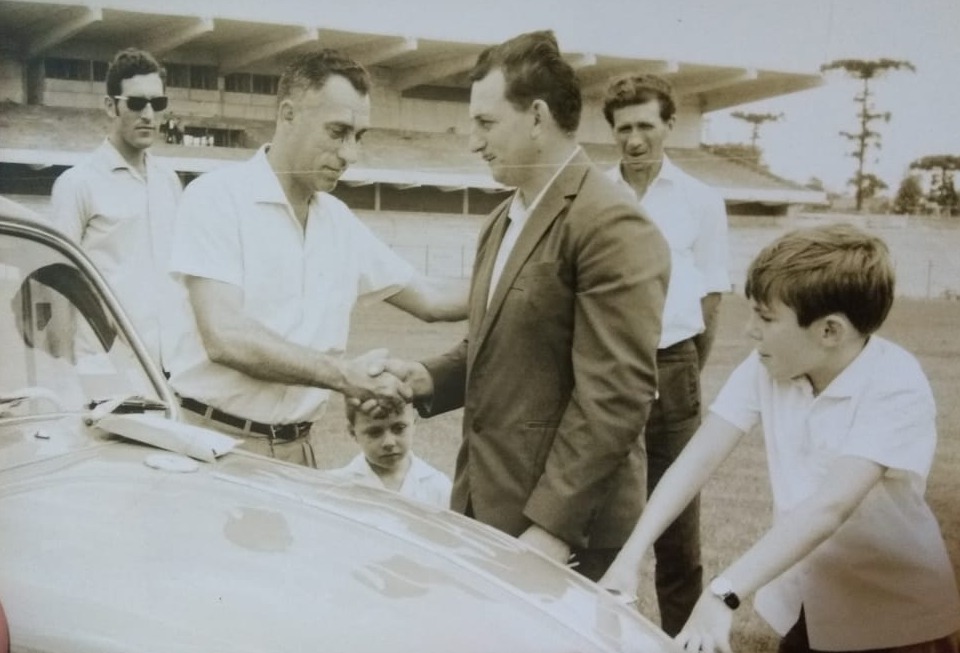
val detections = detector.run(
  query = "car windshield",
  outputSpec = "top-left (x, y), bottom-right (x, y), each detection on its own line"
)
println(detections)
top-left (0, 230), bottom-right (160, 421)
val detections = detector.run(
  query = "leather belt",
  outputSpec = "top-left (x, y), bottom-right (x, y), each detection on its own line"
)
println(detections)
top-left (178, 396), bottom-right (312, 441)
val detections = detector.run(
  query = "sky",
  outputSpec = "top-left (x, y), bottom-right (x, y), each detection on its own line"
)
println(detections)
top-left (97, 0), bottom-right (960, 194)
top-left (701, 0), bottom-right (960, 193)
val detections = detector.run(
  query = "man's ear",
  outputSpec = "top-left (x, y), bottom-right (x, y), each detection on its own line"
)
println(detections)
top-left (530, 99), bottom-right (551, 135)
top-left (103, 95), bottom-right (118, 118)
top-left (277, 99), bottom-right (295, 125)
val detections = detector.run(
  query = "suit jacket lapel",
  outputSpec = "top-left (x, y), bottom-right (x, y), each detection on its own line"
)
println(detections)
top-left (474, 150), bottom-right (590, 354)
top-left (469, 200), bottom-right (511, 341)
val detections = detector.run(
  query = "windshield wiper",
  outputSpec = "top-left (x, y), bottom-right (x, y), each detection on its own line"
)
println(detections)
top-left (87, 395), bottom-right (168, 421)
top-left (0, 387), bottom-right (67, 416)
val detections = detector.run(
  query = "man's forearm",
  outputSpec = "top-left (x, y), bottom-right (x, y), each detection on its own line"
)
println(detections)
top-left (202, 318), bottom-right (345, 387)
top-left (387, 277), bottom-right (469, 322)
top-left (694, 292), bottom-right (722, 369)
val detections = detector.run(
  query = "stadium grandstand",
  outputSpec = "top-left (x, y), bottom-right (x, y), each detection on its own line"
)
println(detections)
top-left (0, 0), bottom-right (827, 226)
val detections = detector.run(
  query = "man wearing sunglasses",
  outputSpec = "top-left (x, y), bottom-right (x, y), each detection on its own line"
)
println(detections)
top-left (50, 47), bottom-right (182, 369)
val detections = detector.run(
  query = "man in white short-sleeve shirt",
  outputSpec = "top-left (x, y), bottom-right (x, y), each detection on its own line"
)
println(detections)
top-left (50, 48), bottom-right (182, 368)
top-left (601, 73), bottom-right (730, 635)
top-left (167, 50), bottom-right (467, 467)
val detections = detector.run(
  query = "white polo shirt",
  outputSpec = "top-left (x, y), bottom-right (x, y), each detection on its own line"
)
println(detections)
top-left (711, 337), bottom-right (960, 650)
top-left (608, 156), bottom-right (729, 348)
top-left (167, 147), bottom-right (416, 424)
top-left (49, 139), bottom-right (183, 366)
top-left (329, 453), bottom-right (453, 509)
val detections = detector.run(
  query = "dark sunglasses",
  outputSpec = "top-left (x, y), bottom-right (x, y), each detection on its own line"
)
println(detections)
top-left (114, 95), bottom-right (168, 112)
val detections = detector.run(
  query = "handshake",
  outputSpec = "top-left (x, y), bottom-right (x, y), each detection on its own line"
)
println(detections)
top-left (338, 348), bottom-right (433, 417)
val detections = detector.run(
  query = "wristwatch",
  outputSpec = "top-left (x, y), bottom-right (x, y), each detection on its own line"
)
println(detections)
top-left (709, 576), bottom-right (741, 610)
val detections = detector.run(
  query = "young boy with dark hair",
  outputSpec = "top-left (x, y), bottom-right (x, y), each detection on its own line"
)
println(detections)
top-left (332, 402), bottom-right (451, 509)
top-left (600, 224), bottom-right (960, 653)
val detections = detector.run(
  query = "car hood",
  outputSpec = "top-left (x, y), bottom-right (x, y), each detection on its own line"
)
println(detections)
top-left (0, 419), bottom-right (674, 653)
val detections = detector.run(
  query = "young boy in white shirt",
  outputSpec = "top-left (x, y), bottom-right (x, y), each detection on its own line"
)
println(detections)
top-left (331, 402), bottom-right (451, 509)
top-left (600, 223), bottom-right (960, 653)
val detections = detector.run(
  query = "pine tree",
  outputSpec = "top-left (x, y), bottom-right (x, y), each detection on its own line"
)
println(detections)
top-left (820, 59), bottom-right (915, 211)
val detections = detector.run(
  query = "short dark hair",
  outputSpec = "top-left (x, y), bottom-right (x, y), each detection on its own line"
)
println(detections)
top-left (745, 223), bottom-right (895, 335)
top-left (344, 401), bottom-right (412, 429)
top-left (602, 73), bottom-right (676, 126)
top-left (470, 30), bottom-right (582, 134)
top-left (277, 49), bottom-right (371, 102)
top-left (105, 48), bottom-right (165, 97)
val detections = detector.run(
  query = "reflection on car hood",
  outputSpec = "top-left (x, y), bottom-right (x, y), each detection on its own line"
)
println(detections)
top-left (0, 438), bottom-right (675, 653)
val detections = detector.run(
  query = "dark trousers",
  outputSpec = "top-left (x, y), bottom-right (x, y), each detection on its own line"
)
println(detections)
top-left (645, 338), bottom-right (704, 636)
top-left (779, 608), bottom-right (960, 653)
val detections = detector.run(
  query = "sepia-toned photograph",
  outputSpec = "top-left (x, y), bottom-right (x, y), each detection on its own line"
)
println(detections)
top-left (0, 0), bottom-right (957, 651)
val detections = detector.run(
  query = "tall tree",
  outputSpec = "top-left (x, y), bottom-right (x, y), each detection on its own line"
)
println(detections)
top-left (892, 174), bottom-right (924, 215)
top-left (858, 173), bottom-right (888, 206)
top-left (730, 111), bottom-right (783, 153)
top-left (820, 58), bottom-right (916, 211)
top-left (911, 155), bottom-right (960, 216)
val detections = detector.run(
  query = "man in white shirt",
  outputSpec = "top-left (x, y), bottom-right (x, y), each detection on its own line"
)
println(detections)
top-left (50, 48), bottom-right (182, 368)
top-left (167, 50), bottom-right (467, 467)
top-left (602, 73), bottom-right (730, 636)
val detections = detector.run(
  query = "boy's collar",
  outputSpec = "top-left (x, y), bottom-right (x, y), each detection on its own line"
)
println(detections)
top-left (814, 336), bottom-right (879, 398)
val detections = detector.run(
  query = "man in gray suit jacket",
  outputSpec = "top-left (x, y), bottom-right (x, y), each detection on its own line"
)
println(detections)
top-left (378, 30), bottom-right (670, 581)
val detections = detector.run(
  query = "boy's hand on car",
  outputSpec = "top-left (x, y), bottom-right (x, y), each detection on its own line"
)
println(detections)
top-left (675, 591), bottom-right (734, 653)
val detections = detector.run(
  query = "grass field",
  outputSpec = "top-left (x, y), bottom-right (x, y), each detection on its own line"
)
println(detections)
top-left (313, 294), bottom-right (960, 650)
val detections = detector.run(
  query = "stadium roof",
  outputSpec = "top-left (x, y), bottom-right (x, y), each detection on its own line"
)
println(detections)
top-left (0, 0), bottom-right (823, 109)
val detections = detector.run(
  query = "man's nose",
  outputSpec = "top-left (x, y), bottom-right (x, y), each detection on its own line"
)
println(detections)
top-left (468, 128), bottom-right (484, 153)
top-left (338, 134), bottom-right (360, 164)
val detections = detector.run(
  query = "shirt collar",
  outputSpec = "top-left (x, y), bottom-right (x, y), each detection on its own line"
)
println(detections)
top-left (608, 153), bottom-right (680, 189)
top-left (343, 453), bottom-right (378, 479)
top-left (343, 453), bottom-right (429, 483)
top-left (509, 146), bottom-right (582, 226)
top-left (809, 335), bottom-right (883, 399)
top-left (407, 455), bottom-right (436, 482)
top-left (96, 138), bottom-right (151, 174)
top-left (247, 145), bottom-right (295, 206)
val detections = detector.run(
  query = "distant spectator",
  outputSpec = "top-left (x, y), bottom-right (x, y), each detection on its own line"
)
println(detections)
top-left (330, 401), bottom-right (452, 509)
top-left (49, 47), bottom-right (182, 369)
top-left (165, 115), bottom-right (183, 144)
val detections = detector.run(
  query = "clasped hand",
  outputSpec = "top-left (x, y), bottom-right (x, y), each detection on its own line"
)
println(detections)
top-left (339, 349), bottom-right (411, 416)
